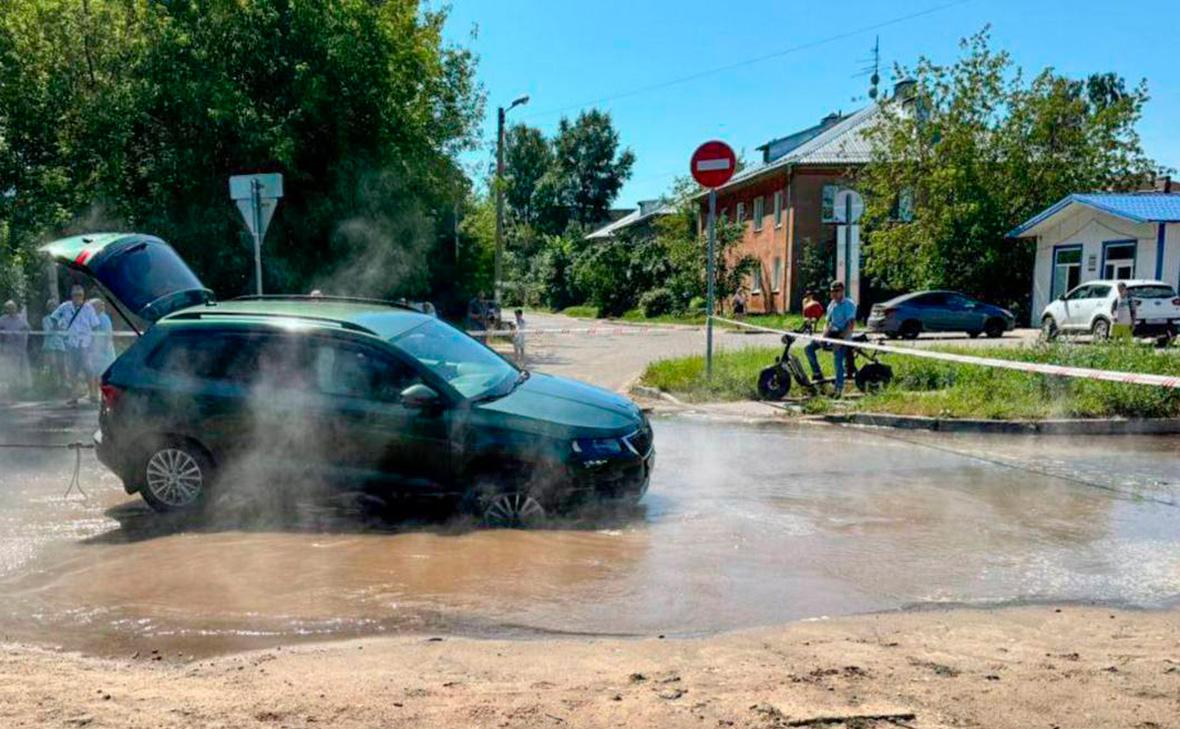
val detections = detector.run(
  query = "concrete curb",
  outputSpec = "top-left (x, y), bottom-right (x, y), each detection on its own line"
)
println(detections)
top-left (821, 412), bottom-right (1180, 435)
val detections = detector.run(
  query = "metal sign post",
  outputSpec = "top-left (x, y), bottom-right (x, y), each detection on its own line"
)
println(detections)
top-left (705, 189), bottom-right (717, 378)
top-left (690, 140), bottom-right (736, 379)
top-left (229, 173), bottom-right (283, 295)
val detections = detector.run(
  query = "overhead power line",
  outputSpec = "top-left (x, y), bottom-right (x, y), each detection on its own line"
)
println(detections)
top-left (523, 0), bottom-right (972, 120)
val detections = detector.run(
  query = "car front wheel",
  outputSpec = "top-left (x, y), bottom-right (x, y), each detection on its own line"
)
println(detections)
top-left (1091, 318), bottom-right (1111, 341)
top-left (139, 440), bottom-right (213, 513)
top-left (984, 318), bottom-right (1006, 339)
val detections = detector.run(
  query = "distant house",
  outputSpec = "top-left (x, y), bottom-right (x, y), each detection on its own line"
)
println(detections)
top-left (1008, 190), bottom-right (1180, 324)
top-left (696, 81), bottom-right (915, 314)
top-left (585, 199), bottom-right (673, 241)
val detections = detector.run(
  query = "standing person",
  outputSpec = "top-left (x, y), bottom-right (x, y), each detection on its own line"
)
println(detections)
top-left (51, 285), bottom-right (100, 404)
top-left (88, 299), bottom-right (118, 388)
top-left (1112, 282), bottom-right (1135, 341)
top-left (732, 288), bottom-right (747, 318)
top-left (41, 297), bottom-right (66, 388)
top-left (804, 281), bottom-right (857, 397)
top-left (0, 300), bottom-right (32, 398)
top-left (467, 292), bottom-right (488, 343)
top-left (512, 308), bottom-right (526, 365)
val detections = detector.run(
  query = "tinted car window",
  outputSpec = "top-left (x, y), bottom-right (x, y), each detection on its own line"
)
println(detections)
top-left (312, 341), bottom-right (420, 401)
top-left (1065, 285), bottom-right (1091, 300)
top-left (909, 293), bottom-right (947, 307)
top-left (94, 239), bottom-right (205, 315)
top-left (1128, 285), bottom-right (1176, 299)
top-left (1089, 285), bottom-right (1111, 298)
top-left (146, 330), bottom-right (235, 379)
top-left (219, 334), bottom-right (314, 389)
top-left (391, 318), bottom-right (516, 399)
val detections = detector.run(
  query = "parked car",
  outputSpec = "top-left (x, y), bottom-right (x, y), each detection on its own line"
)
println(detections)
top-left (41, 233), bottom-right (654, 526)
top-left (867, 291), bottom-right (1015, 339)
top-left (1039, 279), bottom-right (1180, 340)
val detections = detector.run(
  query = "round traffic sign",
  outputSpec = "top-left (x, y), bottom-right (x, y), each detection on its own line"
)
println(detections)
top-left (690, 140), bottom-right (736, 188)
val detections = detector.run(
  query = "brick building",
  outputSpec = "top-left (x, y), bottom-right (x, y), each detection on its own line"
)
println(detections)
top-left (698, 89), bottom-right (906, 313)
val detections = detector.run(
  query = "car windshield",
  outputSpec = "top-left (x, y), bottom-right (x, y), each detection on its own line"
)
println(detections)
top-left (389, 318), bottom-right (517, 399)
top-left (1128, 285), bottom-right (1176, 299)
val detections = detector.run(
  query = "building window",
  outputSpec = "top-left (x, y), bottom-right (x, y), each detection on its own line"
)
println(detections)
top-left (1051, 245), bottom-right (1082, 301)
top-left (750, 259), bottom-right (762, 294)
top-left (774, 191), bottom-right (783, 228)
top-left (736, 202), bottom-right (746, 225)
top-left (752, 196), bottom-right (764, 231)
top-left (821, 184), bottom-right (840, 223)
top-left (1101, 240), bottom-right (1136, 280)
top-left (772, 256), bottom-right (782, 292)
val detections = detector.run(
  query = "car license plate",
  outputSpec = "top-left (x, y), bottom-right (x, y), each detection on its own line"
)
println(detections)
top-left (1146, 318), bottom-right (1167, 324)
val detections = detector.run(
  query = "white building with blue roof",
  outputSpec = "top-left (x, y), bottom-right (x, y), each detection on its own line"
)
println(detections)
top-left (1009, 191), bottom-right (1180, 324)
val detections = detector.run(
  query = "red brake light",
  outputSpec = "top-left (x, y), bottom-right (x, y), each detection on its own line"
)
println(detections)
top-left (100, 384), bottom-right (123, 413)
top-left (1173, 298), bottom-right (1180, 306)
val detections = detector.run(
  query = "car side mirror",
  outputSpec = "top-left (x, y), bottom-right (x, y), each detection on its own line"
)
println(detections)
top-left (401, 383), bottom-right (442, 410)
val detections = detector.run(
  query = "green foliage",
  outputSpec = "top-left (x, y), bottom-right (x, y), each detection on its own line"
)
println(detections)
top-left (797, 236), bottom-right (835, 298)
top-left (503, 125), bottom-right (552, 229)
top-left (859, 27), bottom-right (1158, 313)
top-left (638, 288), bottom-right (674, 318)
top-left (560, 305), bottom-right (599, 319)
top-left (0, 0), bottom-right (482, 308)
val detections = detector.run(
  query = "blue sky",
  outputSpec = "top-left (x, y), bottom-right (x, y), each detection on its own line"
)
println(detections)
top-left (443, 0), bottom-right (1180, 207)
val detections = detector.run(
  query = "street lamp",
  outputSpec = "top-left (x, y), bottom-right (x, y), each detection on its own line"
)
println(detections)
top-left (495, 94), bottom-right (530, 304)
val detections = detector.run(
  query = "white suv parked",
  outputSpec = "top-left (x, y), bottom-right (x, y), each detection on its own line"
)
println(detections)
top-left (1040, 279), bottom-right (1180, 340)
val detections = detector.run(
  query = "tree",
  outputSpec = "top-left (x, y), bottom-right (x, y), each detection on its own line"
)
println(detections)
top-left (858, 27), bottom-right (1158, 311)
top-left (532, 110), bottom-right (635, 234)
top-left (0, 0), bottom-right (483, 310)
top-left (503, 125), bottom-right (551, 229)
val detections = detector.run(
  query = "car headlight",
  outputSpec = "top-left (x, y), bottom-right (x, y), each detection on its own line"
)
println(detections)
top-left (571, 437), bottom-right (625, 457)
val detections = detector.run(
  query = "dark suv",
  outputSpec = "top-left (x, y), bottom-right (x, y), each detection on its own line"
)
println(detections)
top-left (43, 233), bottom-right (653, 524)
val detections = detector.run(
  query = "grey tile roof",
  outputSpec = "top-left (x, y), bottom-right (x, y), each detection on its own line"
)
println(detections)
top-left (706, 103), bottom-right (884, 195)
top-left (585, 202), bottom-right (674, 240)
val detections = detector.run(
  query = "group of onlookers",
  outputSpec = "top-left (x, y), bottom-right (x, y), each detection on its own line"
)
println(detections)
top-left (0, 285), bottom-right (117, 404)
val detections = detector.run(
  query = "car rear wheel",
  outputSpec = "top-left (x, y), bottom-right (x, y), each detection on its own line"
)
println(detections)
top-left (1091, 318), bottom-right (1111, 341)
top-left (899, 320), bottom-right (921, 340)
top-left (482, 492), bottom-right (546, 528)
top-left (984, 318), bottom-right (1006, 339)
top-left (1041, 316), bottom-right (1059, 342)
top-left (139, 440), bottom-right (213, 513)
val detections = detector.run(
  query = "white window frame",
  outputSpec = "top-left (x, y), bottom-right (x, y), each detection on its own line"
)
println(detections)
top-left (750, 259), bottom-right (763, 294)
top-left (736, 202), bottom-right (746, 225)
top-left (772, 256), bottom-right (782, 292)
top-left (752, 196), bottom-right (764, 231)
top-left (774, 191), bottom-right (783, 228)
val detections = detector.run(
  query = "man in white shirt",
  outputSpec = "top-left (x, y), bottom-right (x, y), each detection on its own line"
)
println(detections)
top-left (50, 285), bottom-right (101, 403)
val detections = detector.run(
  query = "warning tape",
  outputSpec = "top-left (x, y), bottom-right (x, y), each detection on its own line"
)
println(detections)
top-left (466, 325), bottom-right (680, 338)
top-left (26, 331), bottom-right (137, 338)
top-left (712, 315), bottom-right (1180, 389)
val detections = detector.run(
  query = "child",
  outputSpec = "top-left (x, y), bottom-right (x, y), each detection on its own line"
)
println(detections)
top-left (512, 309), bottom-right (526, 365)
top-left (802, 290), bottom-right (825, 325)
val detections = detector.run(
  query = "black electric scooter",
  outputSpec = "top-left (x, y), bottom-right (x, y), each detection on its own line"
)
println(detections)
top-left (756, 323), bottom-right (893, 399)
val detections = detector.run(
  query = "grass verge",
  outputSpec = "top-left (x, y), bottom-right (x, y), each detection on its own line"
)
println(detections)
top-left (640, 342), bottom-right (1180, 419)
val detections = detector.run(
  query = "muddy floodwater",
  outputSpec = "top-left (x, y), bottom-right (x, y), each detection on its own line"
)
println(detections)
top-left (1, 415), bottom-right (1178, 656)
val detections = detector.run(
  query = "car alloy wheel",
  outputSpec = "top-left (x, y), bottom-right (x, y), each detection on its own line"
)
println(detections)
top-left (1041, 317), bottom-right (1058, 341)
top-left (145, 448), bottom-right (205, 509)
top-left (483, 492), bottom-right (546, 528)
top-left (1091, 318), bottom-right (1110, 341)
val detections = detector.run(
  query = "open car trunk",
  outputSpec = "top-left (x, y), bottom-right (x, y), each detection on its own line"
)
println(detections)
top-left (40, 233), bottom-right (213, 332)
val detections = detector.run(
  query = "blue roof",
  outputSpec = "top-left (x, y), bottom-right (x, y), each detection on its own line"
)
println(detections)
top-left (1009, 193), bottom-right (1180, 237)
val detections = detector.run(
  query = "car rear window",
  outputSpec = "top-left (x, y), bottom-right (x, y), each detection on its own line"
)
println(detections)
top-left (1128, 285), bottom-right (1176, 299)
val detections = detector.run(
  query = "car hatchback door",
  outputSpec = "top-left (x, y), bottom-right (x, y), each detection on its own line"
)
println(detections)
top-left (310, 338), bottom-right (454, 492)
top-left (40, 233), bottom-right (212, 331)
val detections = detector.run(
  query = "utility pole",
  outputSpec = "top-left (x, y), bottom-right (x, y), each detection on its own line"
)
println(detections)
top-left (493, 95), bottom-right (529, 304)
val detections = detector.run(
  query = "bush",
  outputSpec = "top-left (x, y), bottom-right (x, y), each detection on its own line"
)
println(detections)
top-left (561, 305), bottom-right (599, 319)
top-left (688, 296), bottom-right (706, 313)
top-left (639, 288), bottom-right (675, 318)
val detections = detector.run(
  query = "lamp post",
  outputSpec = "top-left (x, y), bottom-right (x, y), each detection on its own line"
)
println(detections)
top-left (495, 94), bottom-right (530, 304)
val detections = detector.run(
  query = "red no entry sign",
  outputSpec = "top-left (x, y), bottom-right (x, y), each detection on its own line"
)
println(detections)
top-left (690, 140), bottom-right (736, 188)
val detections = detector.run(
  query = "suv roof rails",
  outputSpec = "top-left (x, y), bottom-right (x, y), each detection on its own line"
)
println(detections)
top-left (167, 309), bottom-right (376, 334)
top-left (230, 294), bottom-right (419, 310)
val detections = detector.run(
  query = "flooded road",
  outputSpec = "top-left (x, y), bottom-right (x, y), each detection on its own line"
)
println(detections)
top-left (1, 414), bottom-right (1178, 656)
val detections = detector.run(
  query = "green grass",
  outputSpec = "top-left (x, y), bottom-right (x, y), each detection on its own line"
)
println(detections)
top-left (641, 342), bottom-right (1180, 420)
top-left (559, 305), bottom-right (600, 319)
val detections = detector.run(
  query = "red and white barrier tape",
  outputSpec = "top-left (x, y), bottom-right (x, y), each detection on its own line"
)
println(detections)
top-left (466, 325), bottom-right (679, 338)
top-left (25, 331), bottom-right (138, 338)
top-left (712, 316), bottom-right (1180, 389)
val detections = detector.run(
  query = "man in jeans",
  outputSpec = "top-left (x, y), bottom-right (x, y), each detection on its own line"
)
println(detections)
top-left (805, 280), bottom-right (857, 396)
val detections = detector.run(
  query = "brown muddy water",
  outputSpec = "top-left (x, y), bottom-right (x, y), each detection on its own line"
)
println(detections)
top-left (1, 415), bottom-right (1178, 657)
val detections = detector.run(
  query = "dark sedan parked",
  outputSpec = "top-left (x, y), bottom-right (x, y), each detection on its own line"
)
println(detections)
top-left (867, 291), bottom-right (1015, 339)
